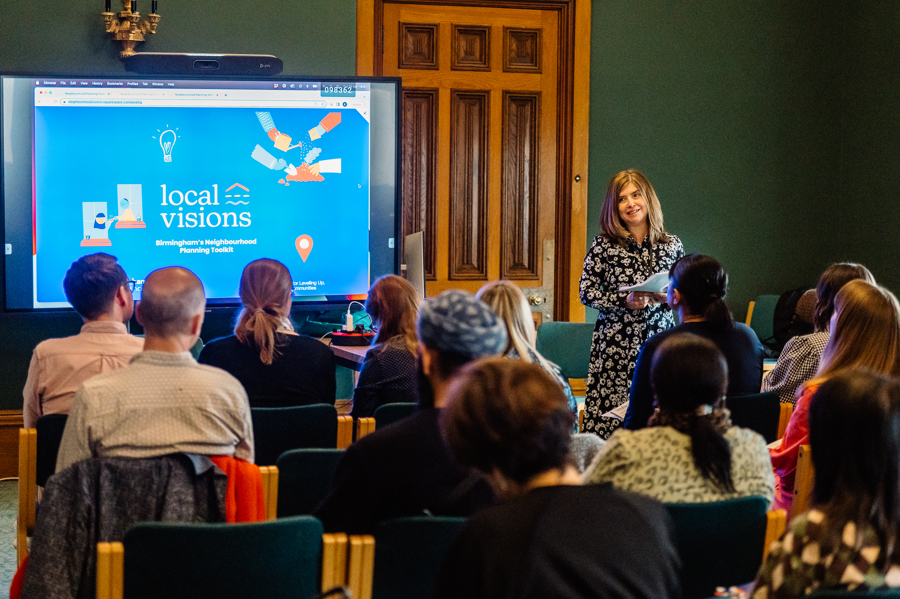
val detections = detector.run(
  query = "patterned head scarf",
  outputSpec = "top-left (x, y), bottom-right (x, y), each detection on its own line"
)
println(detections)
top-left (417, 289), bottom-right (507, 359)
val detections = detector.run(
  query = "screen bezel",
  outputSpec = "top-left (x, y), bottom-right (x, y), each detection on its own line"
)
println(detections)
top-left (0, 72), bottom-right (402, 314)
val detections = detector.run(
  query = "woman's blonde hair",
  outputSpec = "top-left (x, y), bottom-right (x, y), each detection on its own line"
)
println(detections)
top-left (366, 274), bottom-right (420, 355)
top-left (476, 281), bottom-right (553, 373)
top-left (818, 280), bottom-right (900, 380)
top-left (599, 169), bottom-right (669, 246)
top-left (234, 258), bottom-right (294, 365)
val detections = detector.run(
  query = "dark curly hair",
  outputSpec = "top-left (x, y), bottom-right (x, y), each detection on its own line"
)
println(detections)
top-left (441, 358), bottom-right (574, 485)
top-left (63, 253), bottom-right (129, 319)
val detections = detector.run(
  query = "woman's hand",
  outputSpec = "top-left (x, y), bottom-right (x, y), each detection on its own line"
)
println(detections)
top-left (627, 292), bottom-right (667, 310)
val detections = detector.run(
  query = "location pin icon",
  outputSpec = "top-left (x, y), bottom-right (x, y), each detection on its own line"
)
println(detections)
top-left (295, 235), bottom-right (314, 262)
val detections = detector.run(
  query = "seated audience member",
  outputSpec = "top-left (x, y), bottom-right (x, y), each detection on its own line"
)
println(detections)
top-left (625, 254), bottom-right (764, 430)
top-left (432, 359), bottom-right (681, 599)
top-left (763, 263), bottom-right (875, 405)
top-left (754, 370), bottom-right (900, 597)
top-left (23, 253), bottom-right (144, 428)
top-left (476, 280), bottom-right (578, 418)
top-left (350, 275), bottom-right (420, 419)
top-left (586, 334), bottom-right (775, 506)
top-left (314, 290), bottom-right (505, 534)
top-left (55, 267), bottom-right (254, 472)
top-left (199, 258), bottom-right (335, 407)
top-left (770, 279), bottom-right (900, 511)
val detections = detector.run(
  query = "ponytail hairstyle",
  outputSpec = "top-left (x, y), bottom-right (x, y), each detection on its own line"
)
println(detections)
top-left (234, 259), bottom-right (294, 365)
top-left (476, 281), bottom-right (555, 373)
top-left (669, 254), bottom-right (733, 328)
top-left (813, 263), bottom-right (876, 333)
top-left (366, 275), bottom-right (420, 356)
top-left (649, 333), bottom-right (735, 493)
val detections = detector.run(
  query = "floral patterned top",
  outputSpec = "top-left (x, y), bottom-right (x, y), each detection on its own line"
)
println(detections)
top-left (579, 233), bottom-right (683, 438)
top-left (753, 509), bottom-right (900, 598)
top-left (584, 425), bottom-right (775, 507)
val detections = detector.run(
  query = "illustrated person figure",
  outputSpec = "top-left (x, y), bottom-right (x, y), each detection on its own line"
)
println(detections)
top-left (579, 169), bottom-right (683, 438)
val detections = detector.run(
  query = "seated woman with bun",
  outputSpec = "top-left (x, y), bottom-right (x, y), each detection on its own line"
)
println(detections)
top-left (753, 370), bottom-right (900, 597)
top-left (432, 358), bottom-right (681, 599)
top-left (476, 280), bottom-right (578, 419)
top-left (586, 334), bottom-right (774, 506)
top-left (763, 262), bottom-right (874, 405)
top-left (199, 258), bottom-right (336, 407)
top-left (624, 253), bottom-right (764, 430)
top-left (350, 274), bottom-right (420, 419)
top-left (770, 279), bottom-right (900, 511)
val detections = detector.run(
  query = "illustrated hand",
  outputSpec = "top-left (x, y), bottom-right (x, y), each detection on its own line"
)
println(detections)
top-left (267, 128), bottom-right (280, 142)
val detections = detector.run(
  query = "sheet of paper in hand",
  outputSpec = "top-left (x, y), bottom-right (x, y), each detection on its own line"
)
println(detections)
top-left (618, 271), bottom-right (669, 293)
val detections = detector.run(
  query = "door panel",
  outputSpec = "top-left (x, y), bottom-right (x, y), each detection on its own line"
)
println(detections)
top-left (383, 3), bottom-right (558, 301)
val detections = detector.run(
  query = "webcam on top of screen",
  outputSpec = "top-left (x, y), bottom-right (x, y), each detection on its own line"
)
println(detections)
top-left (124, 53), bottom-right (284, 76)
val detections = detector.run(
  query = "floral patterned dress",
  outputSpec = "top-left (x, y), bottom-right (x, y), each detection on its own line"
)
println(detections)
top-left (579, 233), bottom-right (683, 438)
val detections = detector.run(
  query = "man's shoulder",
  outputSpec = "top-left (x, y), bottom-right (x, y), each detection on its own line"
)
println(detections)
top-left (84, 353), bottom-right (245, 394)
top-left (34, 331), bottom-right (144, 356)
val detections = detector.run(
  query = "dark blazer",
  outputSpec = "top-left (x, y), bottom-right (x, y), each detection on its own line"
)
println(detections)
top-left (199, 332), bottom-right (335, 408)
top-left (314, 408), bottom-right (495, 534)
top-left (432, 483), bottom-right (681, 599)
top-left (624, 320), bottom-right (765, 430)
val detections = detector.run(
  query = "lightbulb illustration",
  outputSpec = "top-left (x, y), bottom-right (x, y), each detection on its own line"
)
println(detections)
top-left (159, 129), bottom-right (177, 162)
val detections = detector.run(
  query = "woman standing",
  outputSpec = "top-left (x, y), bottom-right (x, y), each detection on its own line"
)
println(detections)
top-left (579, 169), bottom-right (683, 438)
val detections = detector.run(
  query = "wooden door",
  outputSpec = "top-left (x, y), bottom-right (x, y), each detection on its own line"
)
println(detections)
top-left (383, 3), bottom-right (560, 317)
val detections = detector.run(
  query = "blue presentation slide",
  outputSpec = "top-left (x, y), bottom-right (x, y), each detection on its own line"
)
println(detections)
top-left (32, 105), bottom-right (370, 304)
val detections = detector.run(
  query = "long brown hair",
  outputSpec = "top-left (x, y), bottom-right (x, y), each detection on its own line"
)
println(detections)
top-left (599, 169), bottom-right (669, 246)
top-left (234, 259), bottom-right (293, 365)
top-left (366, 275), bottom-right (420, 355)
top-left (817, 280), bottom-right (900, 381)
top-left (813, 263), bottom-right (876, 332)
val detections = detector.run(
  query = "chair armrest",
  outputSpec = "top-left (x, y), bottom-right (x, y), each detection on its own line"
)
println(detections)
top-left (763, 510), bottom-right (786, 560)
top-left (777, 403), bottom-right (793, 440)
top-left (96, 542), bottom-right (124, 599)
top-left (356, 418), bottom-right (376, 441)
top-left (322, 533), bottom-right (349, 590)
top-left (789, 444), bottom-right (815, 522)
top-left (18, 429), bottom-right (36, 566)
top-left (259, 466), bottom-right (279, 521)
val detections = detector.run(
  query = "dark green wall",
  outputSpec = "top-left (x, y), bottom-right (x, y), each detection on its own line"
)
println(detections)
top-left (837, 3), bottom-right (900, 295)
top-left (0, 0), bottom-right (357, 410)
top-left (586, 0), bottom-right (845, 324)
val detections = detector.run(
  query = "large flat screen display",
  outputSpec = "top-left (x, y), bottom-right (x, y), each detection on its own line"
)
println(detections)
top-left (1, 75), bottom-right (400, 310)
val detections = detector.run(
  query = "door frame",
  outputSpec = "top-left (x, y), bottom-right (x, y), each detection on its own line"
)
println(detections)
top-left (357, 0), bottom-right (590, 323)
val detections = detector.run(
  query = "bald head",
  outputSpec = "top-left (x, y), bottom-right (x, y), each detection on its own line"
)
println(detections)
top-left (137, 267), bottom-right (206, 338)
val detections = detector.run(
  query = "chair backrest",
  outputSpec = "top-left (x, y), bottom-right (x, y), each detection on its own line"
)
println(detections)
top-left (747, 294), bottom-right (780, 344)
top-left (726, 392), bottom-right (780, 443)
top-left (35, 413), bottom-right (68, 487)
top-left (276, 448), bottom-right (344, 517)
top-left (664, 496), bottom-right (769, 599)
top-left (251, 404), bottom-right (339, 465)
top-left (535, 321), bottom-right (594, 380)
top-left (121, 517), bottom-right (323, 599)
top-left (371, 516), bottom-right (466, 599)
top-left (373, 402), bottom-right (417, 429)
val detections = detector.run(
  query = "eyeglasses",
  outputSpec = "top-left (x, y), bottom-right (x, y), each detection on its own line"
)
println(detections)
top-left (127, 279), bottom-right (137, 291)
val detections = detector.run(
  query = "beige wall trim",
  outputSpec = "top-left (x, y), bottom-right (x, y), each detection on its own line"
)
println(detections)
top-left (568, 0), bottom-right (590, 323)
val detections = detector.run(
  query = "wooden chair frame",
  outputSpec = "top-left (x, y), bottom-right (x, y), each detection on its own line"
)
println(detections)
top-left (356, 417), bottom-right (376, 441)
top-left (17, 428), bottom-right (37, 566)
top-left (789, 444), bottom-right (814, 522)
top-left (777, 403), bottom-right (793, 440)
top-left (98, 533), bottom-right (348, 599)
top-left (337, 416), bottom-right (353, 448)
top-left (347, 535), bottom-right (375, 599)
top-left (745, 301), bottom-right (756, 327)
top-left (258, 465), bottom-right (279, 521)
top-left (764, 509), bottom-right (787, 560)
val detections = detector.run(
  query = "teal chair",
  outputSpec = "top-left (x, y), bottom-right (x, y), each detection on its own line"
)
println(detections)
top-left (747, 294), bottom-right (780, 346)
top-left (535, 322), bottom-right (594, 380)
top-left (665, 497), bottom-right (774, 599)
top-left (726, 392), bottom-right (781, 443)
top-left (371, 516), bottom-right (466, 599)
top-left (373, 402), bottom-right (417, 429)
top-left (276, 448), bottom-right (344, 517)
top-left (251, 404), bottom-right (339, 466)
top-left (117, 517), bottom-right (323, 599)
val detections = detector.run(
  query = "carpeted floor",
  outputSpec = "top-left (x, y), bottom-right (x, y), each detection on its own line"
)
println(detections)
top-left (0, 479), bottom-right (18, 599)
